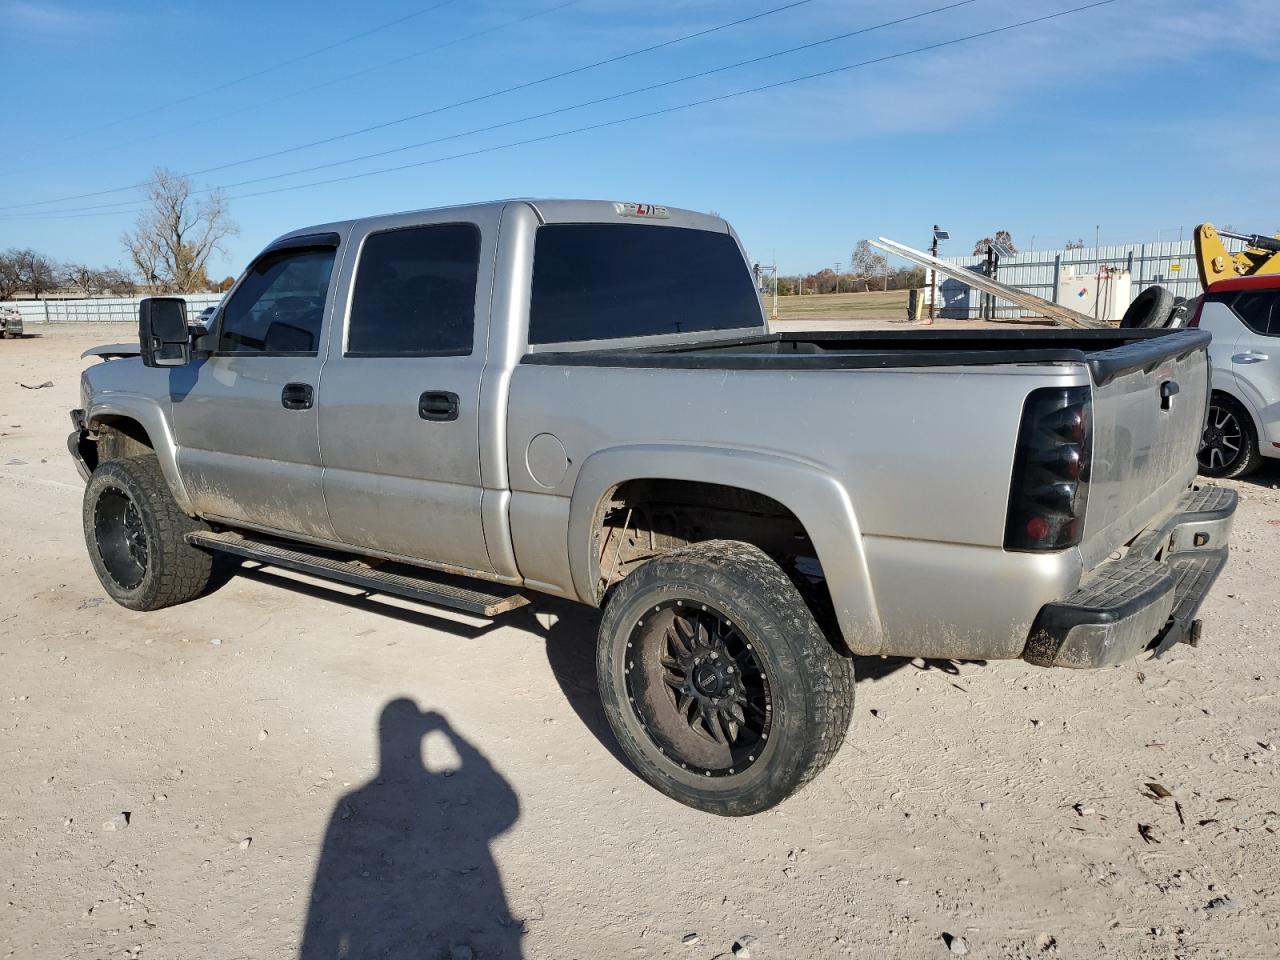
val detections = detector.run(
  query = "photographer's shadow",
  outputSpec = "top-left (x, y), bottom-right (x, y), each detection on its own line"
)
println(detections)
top-left (300, 699), bottom-right (523, 959)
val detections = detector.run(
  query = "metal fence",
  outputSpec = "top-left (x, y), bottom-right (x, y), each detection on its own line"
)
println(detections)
top-left (5, 293), bottom-right (223, 325)
top-left (936, 237), bottom-right (1246, 319)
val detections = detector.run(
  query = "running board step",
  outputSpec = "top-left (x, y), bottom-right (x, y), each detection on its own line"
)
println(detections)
top-left (185, 530), bottom-right (530, 617)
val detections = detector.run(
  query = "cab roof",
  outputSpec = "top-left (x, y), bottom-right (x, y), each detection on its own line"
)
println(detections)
top-left (1207, 273), bottom-right (1280, 294)
top-left (272, 199), bottom-right (730, 247)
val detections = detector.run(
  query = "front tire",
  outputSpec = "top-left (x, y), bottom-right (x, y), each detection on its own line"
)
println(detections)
top-left (596, 540), bottom-right (854, 816)
top-left (1199, 393), bottom-right (1261, 479)
top-left (83, 456), bottom-right (214, 610)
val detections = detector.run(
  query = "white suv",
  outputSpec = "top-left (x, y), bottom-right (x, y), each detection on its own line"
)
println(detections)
top-left (1191, 275), bottom-right (1280, 477)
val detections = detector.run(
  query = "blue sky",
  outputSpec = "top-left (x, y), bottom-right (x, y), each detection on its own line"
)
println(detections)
top-left (0, 0), bottom-right (1277, 277)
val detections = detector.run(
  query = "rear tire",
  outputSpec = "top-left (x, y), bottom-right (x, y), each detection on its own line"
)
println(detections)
top-left (1198, 393), bottom-right (1262, 479)
top-left (83, 456), bottom-right (214, 610)
top-left (596, 540), bottom-right (854, 816)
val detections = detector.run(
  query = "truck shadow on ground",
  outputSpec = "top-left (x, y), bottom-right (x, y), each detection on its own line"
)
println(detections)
top-left (300, 698), bottom-right (525, 959)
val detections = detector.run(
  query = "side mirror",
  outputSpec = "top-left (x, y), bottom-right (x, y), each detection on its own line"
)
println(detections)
top-left (139, 297), bottom-right (190, 367)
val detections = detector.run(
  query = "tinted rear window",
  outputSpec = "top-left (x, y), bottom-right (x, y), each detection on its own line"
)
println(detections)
top-left (1207, 289), bottom-right (1280, 336)
top-left (528, 224), bottom-right (761, 344)
top-left (347, 223), bottom-right (480, 356)
top-left (1230, 289), bottom-right (1278, 336)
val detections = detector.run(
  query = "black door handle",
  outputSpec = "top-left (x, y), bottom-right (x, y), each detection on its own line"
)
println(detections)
top-left (418, 390), bottom-right (459, 422)
top-left (281, 382), bottom-right (314, 410)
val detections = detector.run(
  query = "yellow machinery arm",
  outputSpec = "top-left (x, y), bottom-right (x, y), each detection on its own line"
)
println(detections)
top-left (1195, 223), bottom-right (1280, 288)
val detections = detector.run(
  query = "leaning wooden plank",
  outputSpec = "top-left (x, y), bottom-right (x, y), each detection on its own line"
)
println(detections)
top-left (871, 237), bottom-right (1108, 329)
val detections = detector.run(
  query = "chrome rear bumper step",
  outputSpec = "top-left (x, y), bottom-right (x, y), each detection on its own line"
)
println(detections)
top-left (185, 530), bottom-right (529, 617)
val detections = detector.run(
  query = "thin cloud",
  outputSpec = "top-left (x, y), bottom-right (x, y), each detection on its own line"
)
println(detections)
top-left (688, 0), bottom-right (1279, 143)
top-left (2, 1), bottom-right (118, 36)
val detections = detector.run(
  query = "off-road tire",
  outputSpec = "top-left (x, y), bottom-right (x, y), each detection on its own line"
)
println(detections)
top-left (597, 540), bottom-right (854, 816)
top-left (83, 456), bottom-right (213, 610)
top-left (1199, 393), bottom-right (1262, 479)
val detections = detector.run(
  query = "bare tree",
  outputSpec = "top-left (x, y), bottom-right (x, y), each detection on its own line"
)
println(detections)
top-left (850, 240), bottom-right (888, 291)
top-left (2, 248), bottom-right (59, 298)
top-left (972, 230), bottom-right (1017, 256)
top-left (64, 263), bottom-right (106, 296)
top-left (100, 268), bottom-right (138, 295)
top-left (0, 250), bottom-right (22, 300)
top-left (122, 168), bottom-right (238, 292)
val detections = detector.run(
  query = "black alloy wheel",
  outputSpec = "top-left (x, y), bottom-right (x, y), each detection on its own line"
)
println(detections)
top-left (625, 599), bottom-right (772, 778)
top-left (93, 486), bottom-right (150, 589)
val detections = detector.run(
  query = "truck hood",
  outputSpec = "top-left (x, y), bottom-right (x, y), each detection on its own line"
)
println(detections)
top-left (81, 343), bottom-right (141, 360)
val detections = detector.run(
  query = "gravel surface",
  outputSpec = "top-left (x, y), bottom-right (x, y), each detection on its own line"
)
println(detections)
top-left (3, 324), bottom-right (1278, 959)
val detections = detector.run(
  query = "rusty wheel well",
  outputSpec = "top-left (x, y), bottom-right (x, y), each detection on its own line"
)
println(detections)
top-left (85, 416), bottom-right (154, 472)
top-left (591, 478), bottom-right (839, 640)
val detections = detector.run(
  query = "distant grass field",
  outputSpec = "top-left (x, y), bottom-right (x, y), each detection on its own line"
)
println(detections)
top-left (771, 290), bottom-right (908, 321)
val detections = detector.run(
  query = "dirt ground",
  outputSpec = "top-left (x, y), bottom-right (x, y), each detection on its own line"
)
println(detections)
top-left (2, 324), bottom-right (1279, 960)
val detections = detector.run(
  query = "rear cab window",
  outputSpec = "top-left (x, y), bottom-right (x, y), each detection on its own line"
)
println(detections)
top-left (528, 223), bottom-right (762, 345)
top-left (346, 223), bottom-right (481, 356)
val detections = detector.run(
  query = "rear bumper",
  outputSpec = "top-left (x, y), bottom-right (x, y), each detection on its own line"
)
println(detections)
top-left (1022, 485), bottom-right (1236, 668)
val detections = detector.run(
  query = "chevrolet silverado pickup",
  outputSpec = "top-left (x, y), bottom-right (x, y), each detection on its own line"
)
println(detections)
top-left (69, 199), bottom-right (1236, 815)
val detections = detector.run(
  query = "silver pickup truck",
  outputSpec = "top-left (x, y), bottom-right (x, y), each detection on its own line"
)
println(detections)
top-left (69, 199), bottom-right (1236, 814)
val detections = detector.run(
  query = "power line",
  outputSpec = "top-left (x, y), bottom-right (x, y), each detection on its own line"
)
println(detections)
top-left (4, 0), bottom-right (465, 165)
top-left (17, 0), bottom-right (978, 217)
top-left (221, 0), bottom-right (1121, 203)
top-left (0, 0), bottom-right (584, 179)
top-left (3, 0), bottom-right (1121, 223)
top-left (0, 0), bottom-right (820, 212)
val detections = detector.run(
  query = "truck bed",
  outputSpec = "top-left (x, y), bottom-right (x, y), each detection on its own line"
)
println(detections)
top-left (526, 327), bottom-right (1210, 386)
top-left (511, 324), bottom-right (1211, 660)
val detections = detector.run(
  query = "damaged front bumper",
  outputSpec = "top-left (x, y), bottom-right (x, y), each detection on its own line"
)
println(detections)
top-left (1023, 485), bottom-right (1237, 669)
top-left (68, 408), bottom-right (92, 482)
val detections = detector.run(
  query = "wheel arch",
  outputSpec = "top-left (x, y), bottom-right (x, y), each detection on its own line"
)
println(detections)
top-left (85, 398), bottom-right (193, 514)
top-left (566, 444), bottom-right (884, 654)
top-left (1209, 378), bottom-right (1264, 440)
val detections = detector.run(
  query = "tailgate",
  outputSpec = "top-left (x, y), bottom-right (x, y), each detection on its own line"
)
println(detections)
top-left (1079, 330), bottom-right (1211, 569)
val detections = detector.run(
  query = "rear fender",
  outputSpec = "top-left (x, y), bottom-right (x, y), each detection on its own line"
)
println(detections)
top-left (567, 444), bottom-right (884, 654)
top-left (1210, 373), bottom-right (1273, 448)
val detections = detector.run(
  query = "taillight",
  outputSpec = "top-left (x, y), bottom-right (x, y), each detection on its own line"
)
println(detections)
top-left (1187, 296), bottom-right (1204, 328)
top-left (1005, 386), bottom-right (1092, 551)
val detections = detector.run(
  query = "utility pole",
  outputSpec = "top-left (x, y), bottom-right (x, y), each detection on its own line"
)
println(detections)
top-left (928, 226), bottom-right (940, 322)
top-left (834, 262), bottom-right (841, 295)
top-left (756, 263), bottom-right (779, 320)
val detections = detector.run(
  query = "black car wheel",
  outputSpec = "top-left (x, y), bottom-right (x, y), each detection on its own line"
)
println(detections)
top-left (1198, 394), bottom-right (1261, 479)
top-left (597, 540), bottom-right (854, 816)
top-left (84, 456), bottom-right (214, 610)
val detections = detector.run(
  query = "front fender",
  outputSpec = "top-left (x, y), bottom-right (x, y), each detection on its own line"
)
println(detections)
top-left (86, 395), bottom-right (193, 515)
top-left (567, 444), bottom-right (885, 655)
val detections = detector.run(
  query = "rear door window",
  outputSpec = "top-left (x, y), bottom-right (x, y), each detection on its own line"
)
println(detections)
top-left (1230, 290), bottom-right (1278, 336)
top-left (528, 223), bottom-right (761, 344)
top-left (347, 223), bottom-right (481, 356)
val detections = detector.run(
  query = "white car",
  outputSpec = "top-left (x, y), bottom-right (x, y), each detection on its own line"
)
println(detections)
top-left (1191, 274), bottom-right (1280, 477)
top-left (0, 305), bottom-right (23, 339)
